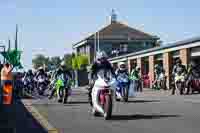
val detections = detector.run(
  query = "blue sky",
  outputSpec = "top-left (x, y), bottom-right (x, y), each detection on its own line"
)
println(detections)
top-left (0, 0), bottom-right (200, 69)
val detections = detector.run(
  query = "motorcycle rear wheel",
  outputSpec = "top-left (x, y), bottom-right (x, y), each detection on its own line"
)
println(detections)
top-left (123, 87), bottom-right (129, 102)
top-left (63, 88), bottom-right (68, 104)
top-left (104, 95), bottom-right (112, 120)
top-left (176, 82), bottom-right (184, 95)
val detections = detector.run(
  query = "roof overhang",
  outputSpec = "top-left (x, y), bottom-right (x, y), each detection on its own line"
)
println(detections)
top-left (109, 37), bottom-right (200, 63)
top-left (73, 40), bottom-right (87, 49)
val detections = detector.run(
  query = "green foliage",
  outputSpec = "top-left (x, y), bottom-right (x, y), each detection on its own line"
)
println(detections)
top-left (32, 53), bottom-right (89, 70)
top-left (32, 54), bottom-right (49, 69)
top-left (72, 54), bottom-right (89, 70)
top-left (63, 54), bottom-right (73, 70)
top-left (49, 56), bottom-right (61, 68)
top-left (1, 49), bottom-right (23, 69)
top-left (72, 56), bottom-right (78, 70)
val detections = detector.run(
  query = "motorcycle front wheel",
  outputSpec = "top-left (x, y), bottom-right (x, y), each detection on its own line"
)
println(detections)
top-left (176, 81), bottom-right (184, 95)
top-left (103, 95), bottom-right (112, 120)
top-left (123, 87), bottom-right (129, 102)
top-left (63, 88), bottom-right (69, 104)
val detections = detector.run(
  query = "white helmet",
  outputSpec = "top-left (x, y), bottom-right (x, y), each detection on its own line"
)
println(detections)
top-left (38, 66), bottom-right (43, 70)
top-left (60, 61), bottom-right (65, 66)
top-left (96, 51), bottom-right (107, 60)
top-left (136, 66), bottom-right (140, 71)
top-left (118, 62), bottom-right (126, 71)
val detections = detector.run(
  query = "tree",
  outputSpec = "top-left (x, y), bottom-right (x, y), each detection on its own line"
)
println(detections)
top-left (49, 56), bottom-right (61, 69)
top-left (32, 54), bottom-right (49, 69)
top-left (63, 54), bottom-right (73, 70)
top-left (72, 54), bottom-right (89, 70)
top-left (77, 54), bottom-right (89, 70)
top-left (1, 49), bottom-right (23, 69)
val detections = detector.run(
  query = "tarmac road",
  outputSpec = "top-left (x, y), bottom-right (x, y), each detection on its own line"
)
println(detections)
top-left (32, 89), bottom-right (200, 133)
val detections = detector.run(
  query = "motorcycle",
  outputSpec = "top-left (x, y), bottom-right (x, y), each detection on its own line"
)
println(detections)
top-left (55, 75), bottom-right (71, 104)
top-left (23, 77), bottom-right (34, 95)
top-left (189, 71), bottom-right (200, 94)
top-left (37, 76), bottom-right (47, 95)
top-left (175, 73), bottom-right (186, 95)
top-left (116, 74), bottom-right (129, 102)
top-left (91, 70), bottom-right (116, 120)
top-left (158, 72), bottom-right (167, 90)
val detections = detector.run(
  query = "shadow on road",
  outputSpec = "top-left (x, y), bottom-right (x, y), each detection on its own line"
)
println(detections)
top-left (127, 100), bottom-right (160, 103)
top-left (0, 99), bottom-right (48, 133)
top-left (68, 101), bottom-right (89, 104)
top-left (109, 114), bottom-right (180, 121)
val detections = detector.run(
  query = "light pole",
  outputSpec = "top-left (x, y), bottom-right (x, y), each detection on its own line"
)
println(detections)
top-left (0, 41), bottom-right (6, 63)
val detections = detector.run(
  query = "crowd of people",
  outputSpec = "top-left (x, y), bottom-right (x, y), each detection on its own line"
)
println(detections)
top-left (0, 50), bottom-right (199, 105)
top-left (87, 51), bottom-right (200, 97)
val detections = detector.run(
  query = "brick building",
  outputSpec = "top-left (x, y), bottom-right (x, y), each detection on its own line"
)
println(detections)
top-left (72, 10), bottom-right (160, 86)
top-left (109, 37), bottom-right (200, 88)
top-left (73, 10), bottom-right (159, 64)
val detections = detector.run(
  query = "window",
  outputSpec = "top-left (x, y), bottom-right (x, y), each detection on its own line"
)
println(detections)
top-left (120, 44), bottom-right (128, 52)
top-left (143, 42), bottom-right (146, 47)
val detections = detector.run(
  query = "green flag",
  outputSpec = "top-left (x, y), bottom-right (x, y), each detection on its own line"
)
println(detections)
top-left (1, 49), bottom-right (23, 69)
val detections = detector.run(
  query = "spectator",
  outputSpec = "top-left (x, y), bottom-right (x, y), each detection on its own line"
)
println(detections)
top-left (1, 63), bottom-right (14, 102)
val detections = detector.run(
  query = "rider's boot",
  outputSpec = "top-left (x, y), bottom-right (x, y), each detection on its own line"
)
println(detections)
top-left (58, 98), bottom-right (63, 103)
top-left (48, 89), bottom-right (56, 99)
top-left (63, 89), bottom-right (68, 104)
top-left (88, 84), bottom-right (93, 107)
top-left (171, 85), bottom-right (176, 95)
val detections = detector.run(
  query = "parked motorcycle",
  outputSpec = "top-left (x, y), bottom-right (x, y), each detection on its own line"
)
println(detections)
top-left (191, 79), bottom-right (200, 94)
top-left (175, 73), bottom-right (186, 95)
top-left (158, 72), bottom-right (167, 90)
top-left (91, 70), bottom-right (116, 120)
top-left (116, 74), bottom-right (129, 102)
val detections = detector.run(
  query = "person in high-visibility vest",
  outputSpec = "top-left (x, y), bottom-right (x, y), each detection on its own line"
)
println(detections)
top-left (1, 62), bottom-right (13, 104)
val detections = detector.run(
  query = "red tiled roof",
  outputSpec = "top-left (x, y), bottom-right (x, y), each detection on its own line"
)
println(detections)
top-left (73, 22), bottom-right (159, 47)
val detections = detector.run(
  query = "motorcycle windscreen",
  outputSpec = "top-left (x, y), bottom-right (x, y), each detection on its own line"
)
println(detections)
top-left (97, 70), bottom-right (117, 90)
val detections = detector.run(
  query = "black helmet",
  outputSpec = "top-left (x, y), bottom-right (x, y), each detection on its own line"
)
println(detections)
top-left (190, 61), bottom-right (196, 68)
top-left (176, 58), bottom-right (182, 64)
top-left (28, 69), bottom-right (32, 74)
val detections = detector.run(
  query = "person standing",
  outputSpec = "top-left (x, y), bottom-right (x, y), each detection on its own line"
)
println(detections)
top-left (1, 62), bottom-right (13, 104)
top-left (130, 66), bottom-right (142, 92)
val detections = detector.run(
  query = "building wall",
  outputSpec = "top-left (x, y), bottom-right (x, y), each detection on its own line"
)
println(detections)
top-left (163, 52), bottom-right (172, 88)
top-left (149, 55), bottom-right (155, 87)
top-left (111, 47), bottom-right (192, 88)
top-left (87, 40), bottom-right (156, 64)
top-left (180, 48), bottom-right (190, 67)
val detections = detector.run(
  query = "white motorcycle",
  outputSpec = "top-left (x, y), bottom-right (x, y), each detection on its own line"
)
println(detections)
top-left (91, 70), bottom-right (117, 120)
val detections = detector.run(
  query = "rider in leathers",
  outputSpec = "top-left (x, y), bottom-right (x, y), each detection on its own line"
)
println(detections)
top-left (115, 62), bottom-right (130, 88)
top-left (88, 51), bottom-right (115, 113)
top-left (23, 69), bottom-right (34, 92)
top-left (35, 67), bottom-right (48, 82)
top-left (24, 69), bottom-right (34, 80)
top-left (171, 58), bottom-right (187, 95)
top-left (186, 61), bottom-right (200, 94)
top-left (152, 64), bottom-right (163, 89)
top-left (49, 61), bottom-right (72, 103)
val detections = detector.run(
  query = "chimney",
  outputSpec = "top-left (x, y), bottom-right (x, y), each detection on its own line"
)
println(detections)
top-left (111, 9), bottom-right (117, 24)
